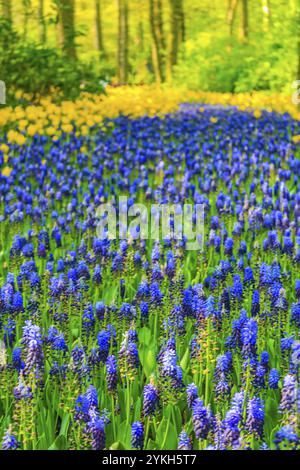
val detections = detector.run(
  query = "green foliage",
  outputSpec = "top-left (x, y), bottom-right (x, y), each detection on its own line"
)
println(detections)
top-left (0, 20), bottom-right (104, 102)
top-left (172, 33), bottom-right (296, 93)
top-left (172, 35), bottom-right (241, 92)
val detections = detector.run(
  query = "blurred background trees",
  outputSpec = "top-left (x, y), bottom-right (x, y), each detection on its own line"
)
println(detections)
top-left (0, 0), bottom-right (299, 98)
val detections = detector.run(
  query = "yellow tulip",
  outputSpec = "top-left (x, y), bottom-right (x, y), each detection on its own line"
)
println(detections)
top-left (61, 124), bottom-right (73, 134)
top-left (253, 110), bottom-right (262, 119)
top-left (0, 144), bottom-right (9, 154)
top-left (2, 166), bottom-right (12, 177)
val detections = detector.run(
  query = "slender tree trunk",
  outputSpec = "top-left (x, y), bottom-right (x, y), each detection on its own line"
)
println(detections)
top-left (138, 20), bottom-right (144, 53)
top-left (118, 0), bottom-right (129, 84)
top-left (1, 0), bottom-right (12, 22)
top-left (261, 0), bottom-right (271, 31)
top-left (149, 0), bottom-right (165, 83)
top-left (167, 0), bottom-right (184, 80)
top-left (38, 0), bottom-right (47, 43)
top-left (23, 0), bottom-right (31, 39)
top-left (156, 0), bottom-right (165, 52)
top-left (180, 0), bottom-right (185, 43)
top-left (95, 0), bottom-right (105, 58)
top-left (241, 0), bottom-right (249, 41)
top-left (57, 0), bottom-right (77, 60)
top-left (227, 0), bottom-right (238, 36)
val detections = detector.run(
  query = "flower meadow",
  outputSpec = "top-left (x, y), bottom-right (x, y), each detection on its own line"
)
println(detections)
top-left (0, 89), bottom-right (299, 451)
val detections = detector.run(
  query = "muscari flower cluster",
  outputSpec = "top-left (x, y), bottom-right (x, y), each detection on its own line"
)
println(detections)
top-left (0, 104), bottom-right (299, 450)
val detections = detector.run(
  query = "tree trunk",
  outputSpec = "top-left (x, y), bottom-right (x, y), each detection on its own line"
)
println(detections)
top-left (118, 0), bottom-right (129, 84)
top-left (167, 0), bottom-right (184, 80)
top-left (180, 0), bottom-right (185, 43)
top-left (38, 0), bottom-right (47, 43)
top-left (95, 0), bottom-right (105, 58)
top-left (1, 0), bottom-right (12, 22)
top-left (241, 0), bottom-right (249, 41)
top-left (23, 0), bottom-right (31, 39)
top-left (261, 0), bottom-right (271, 31)
top-left (57, 0), bottom-right (77, 60)
top-left (138, 20), bottom-right (144, 53)
top-left (227, 0), bottom-right (238, 36)
top-left (149, 0), bottom-right (165, 83)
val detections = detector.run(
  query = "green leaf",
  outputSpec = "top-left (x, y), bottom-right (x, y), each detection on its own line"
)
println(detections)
top-left (147, 439), bottom-right (157, 450)
top-left (180, 347), bottom-right (190, 371)
top-left (48, 435), bottom-right (67, 451)
top-left (164, 423), bottom-right (177, 450)
top-left (134, 397), bottom-right (142, 421)
top-left (117, 421), bottom-right (131, 449)
top-left (142, 349), bottom-right (156, 377)
top-left (59, 413), bottom-right (70, 438)
top-left (138, 326), bottom-right (152, 345)
top-left (71, 328), bottom-right (79, 338)
top-left (156, 417), bottom-right (177, 450)
top-left (37, 433), bottom-right (48, 450)
top-left (109, 441), bottom-right (126, 450)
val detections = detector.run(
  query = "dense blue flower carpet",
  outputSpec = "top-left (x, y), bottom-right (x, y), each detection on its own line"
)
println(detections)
top-left (0, 105), bottom-right (299, 450)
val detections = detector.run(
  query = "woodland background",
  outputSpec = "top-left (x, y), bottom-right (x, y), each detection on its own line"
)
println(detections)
top-left (0, 0), bottom-right (299, 100)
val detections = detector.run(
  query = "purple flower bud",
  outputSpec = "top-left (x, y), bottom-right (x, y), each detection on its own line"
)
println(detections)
top-left (178, 430), bottom-right (192, 450)
top-left (131, 421), bottom-right (144, 450)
